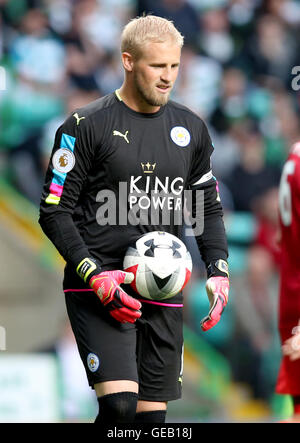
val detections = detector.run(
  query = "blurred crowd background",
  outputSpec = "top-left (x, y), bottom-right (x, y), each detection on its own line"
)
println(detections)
top-left (0, 0), bottom-right (300, 422)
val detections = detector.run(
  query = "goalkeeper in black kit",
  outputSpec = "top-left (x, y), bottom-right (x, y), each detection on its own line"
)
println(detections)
top-left (39, 15), bottom-right (229, 423)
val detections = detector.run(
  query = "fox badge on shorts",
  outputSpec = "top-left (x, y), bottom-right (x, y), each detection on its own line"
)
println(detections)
top-left (87, 353), bottom-right (100, 372)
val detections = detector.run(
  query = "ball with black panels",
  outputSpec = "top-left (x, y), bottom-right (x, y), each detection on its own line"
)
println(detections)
top-left (123, 231), bottom-right (192, 300)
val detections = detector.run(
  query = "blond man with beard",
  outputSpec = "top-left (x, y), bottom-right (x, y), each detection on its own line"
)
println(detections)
top-left (39, 15), bottom-right (229, 423)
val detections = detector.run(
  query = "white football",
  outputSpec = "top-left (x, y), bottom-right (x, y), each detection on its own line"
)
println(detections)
top-left (123, 231), bottom-right (192, 300)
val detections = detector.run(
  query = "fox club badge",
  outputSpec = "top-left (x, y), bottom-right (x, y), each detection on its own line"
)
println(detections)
top-left (52, 148), bottom-right (75, 173)
top-left (87, 353), bottom-right (100, 372)
top-left (170, 126), bottom-right (191, 147)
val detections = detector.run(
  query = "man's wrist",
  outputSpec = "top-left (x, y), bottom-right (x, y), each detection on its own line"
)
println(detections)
top-left (76, 257), bottom-right (102, 283)
top-left (207, 259), bottom-right (229, 279)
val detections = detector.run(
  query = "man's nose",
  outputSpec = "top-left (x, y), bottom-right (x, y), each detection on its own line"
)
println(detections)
top-left (160, 67), bottom-right (172, 83)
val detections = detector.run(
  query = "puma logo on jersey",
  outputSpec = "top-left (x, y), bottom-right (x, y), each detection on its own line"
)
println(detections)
top-left (73, 113), bottom-right (85, 126)
top-left (113, 130), bottom-right (129, 144)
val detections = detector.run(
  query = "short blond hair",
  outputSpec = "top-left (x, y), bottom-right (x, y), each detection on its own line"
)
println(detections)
top-left (121, 15), bottom-right (184, 59)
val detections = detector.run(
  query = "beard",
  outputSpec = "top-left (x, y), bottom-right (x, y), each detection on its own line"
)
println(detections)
top-left (134, 72), bottom-right (172, 107)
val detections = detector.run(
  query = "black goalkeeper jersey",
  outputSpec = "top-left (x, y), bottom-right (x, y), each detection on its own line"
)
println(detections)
top-left (39, 91), bottom-right (228, 289)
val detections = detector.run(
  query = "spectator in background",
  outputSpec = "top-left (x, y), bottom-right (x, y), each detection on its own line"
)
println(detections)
top-left (172, 44), bottom-right (222, 118)
top-left (137, 0), bottom-right (200, 46)
top-left (211, 67), bottom-right (248, 134)
top-left (10, 8), bottom-right (66, 88)
top-left (240, 14), bottom-right (298, 88)
top-left (0, 0), bottom-right (33, 29)
top-left (48, 0), bottom-right (130, 93)
top-left (247, 187), bottom-right (281, 348)
top-left (57, 1), bottom-right (105, 91)
top-left (198, 6), bottom-right (235, 65)
top-left (209, 67), bottom-right (248, 179)
top-left (95, 51), bottom-right (123, 96)
top-left (251, 187), bottom-right (281, 270)
top-left (258, 0), bottom-right (300, 27)
top-left (247, 84), bottom-right (300, 169)
top-left (76, 0), bottom-right (121, 52)
top-left (223, 125), bottom-right (281, 212)
top-left (227, 0), bottom-right (257, 30)
top-left (65, 42), bottom-right (100, 91)
top-left (1, 7), bottom-right (66, 203)
top-left (269, 90), bottom-right (300, 159)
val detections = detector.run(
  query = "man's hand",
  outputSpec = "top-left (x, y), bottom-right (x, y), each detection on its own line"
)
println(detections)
top-left (76, 258), bottom-right (141, 324)
top-left (201, 276), bottom-right (229, 331)
top-left (282, 321), bottom-right (300, 361)
top-left (90, 270), bottom-right (142, 324)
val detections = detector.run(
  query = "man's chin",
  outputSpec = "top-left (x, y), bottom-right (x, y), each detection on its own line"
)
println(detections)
top-left (136, 83), bottom-right (171, 108)
top-left (147, 93), bottom-right (170, 107)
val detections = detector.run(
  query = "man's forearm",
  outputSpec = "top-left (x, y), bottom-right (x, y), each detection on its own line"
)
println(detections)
top-left (39, 211), bottom-right (92, 268)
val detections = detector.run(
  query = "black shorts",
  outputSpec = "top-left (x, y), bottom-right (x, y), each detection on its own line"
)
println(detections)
top-left (64, 287), bottom-right (184, 402)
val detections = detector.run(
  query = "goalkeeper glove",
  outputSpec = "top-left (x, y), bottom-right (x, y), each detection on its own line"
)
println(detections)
top-left (200, 260), bottom-right (229, 332)
top-left (76, 258), bottom-right (142, 324)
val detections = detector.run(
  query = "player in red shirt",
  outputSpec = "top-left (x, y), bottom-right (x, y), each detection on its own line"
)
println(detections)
top-left (276, 141), bottom-right (300, 420)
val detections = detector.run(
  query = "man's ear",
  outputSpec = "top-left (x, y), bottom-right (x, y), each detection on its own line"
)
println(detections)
top-left (121, 52), bottom-right (135, 72)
